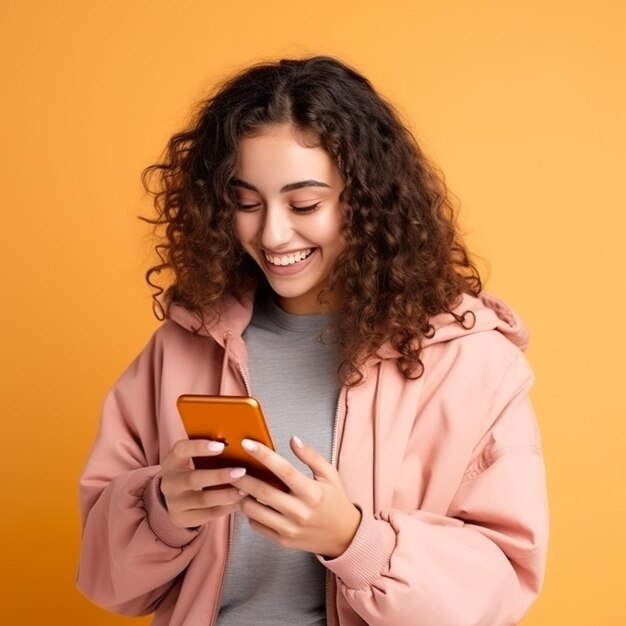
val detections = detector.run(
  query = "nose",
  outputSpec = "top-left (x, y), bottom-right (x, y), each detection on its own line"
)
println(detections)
top-left (259, 205), bottom-right (293, 251)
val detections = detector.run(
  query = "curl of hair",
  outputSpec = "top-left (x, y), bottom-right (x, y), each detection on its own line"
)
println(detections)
top-left (141, 55), bottom-right (482, 386)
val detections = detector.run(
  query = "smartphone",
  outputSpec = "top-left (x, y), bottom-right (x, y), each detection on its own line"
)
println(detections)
top-left (176, 394), bottom-right (289, 492)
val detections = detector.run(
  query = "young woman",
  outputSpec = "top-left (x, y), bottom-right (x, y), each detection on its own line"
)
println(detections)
top-left (77, 56), bottom-right (549, 625)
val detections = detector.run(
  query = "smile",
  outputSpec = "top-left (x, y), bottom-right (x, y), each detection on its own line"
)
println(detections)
top-left (264, 248), bottom-right (314, 266)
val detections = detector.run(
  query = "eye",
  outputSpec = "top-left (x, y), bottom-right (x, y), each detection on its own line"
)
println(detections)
top-left (291, 203), bottom-right (321, 215)
top-left (235, 202), bottom-right (261, 212)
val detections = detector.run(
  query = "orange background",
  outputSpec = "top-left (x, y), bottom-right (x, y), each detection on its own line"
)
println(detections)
top-left (1, 1), bottom-right (624, 624)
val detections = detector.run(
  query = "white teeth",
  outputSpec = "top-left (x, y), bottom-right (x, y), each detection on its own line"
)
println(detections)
top-left (265, 248), bottom-right (313, 266)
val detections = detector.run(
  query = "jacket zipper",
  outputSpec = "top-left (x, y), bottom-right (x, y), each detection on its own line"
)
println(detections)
top-left (208, 361), bottom-right (251, 626)
top-left (325, 386), bottom-right (346, 626)
top-left (209, 357), bottom-right (343, 625)
top-left (208, 515), bottom-right (234, 626)
top-left (237, 362), bottom-right (252, 396)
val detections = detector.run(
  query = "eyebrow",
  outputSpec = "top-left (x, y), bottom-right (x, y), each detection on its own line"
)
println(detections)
top-left (228, 178), bottom-right (332, 193)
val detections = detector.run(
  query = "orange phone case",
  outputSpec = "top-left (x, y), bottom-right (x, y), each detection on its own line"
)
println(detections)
top-left (176, 394), bottom-right (289, 492)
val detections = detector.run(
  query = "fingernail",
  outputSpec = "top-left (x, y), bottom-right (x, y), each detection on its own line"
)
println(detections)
top-left (208, 441), bottom-right (225, 452)
top-left (292, 435), bottom-right (304, 448)
top-left (241, 439), bottom-right (258, 452)
top-left (230, 467), bottom-right (246, 479)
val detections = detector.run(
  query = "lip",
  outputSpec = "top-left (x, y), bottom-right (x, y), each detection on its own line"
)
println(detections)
top-left (262, 248), bottom-right (318, 276)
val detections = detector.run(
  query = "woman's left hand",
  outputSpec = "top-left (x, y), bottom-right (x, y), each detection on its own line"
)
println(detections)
top-left (233, 436), bottom-right (361, 559)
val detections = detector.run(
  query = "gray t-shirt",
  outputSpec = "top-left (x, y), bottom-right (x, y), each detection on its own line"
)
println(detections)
top-left (216, 291), bottom-right (340, 626)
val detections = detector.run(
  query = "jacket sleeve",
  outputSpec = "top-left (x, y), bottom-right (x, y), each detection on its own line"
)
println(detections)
top-left (320, 349), bottom-right (549, 626)
top-left (76, 331), bottom-right (205, 616)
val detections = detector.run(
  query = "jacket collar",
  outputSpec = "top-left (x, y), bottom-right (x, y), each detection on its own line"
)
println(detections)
top-left (164, 290), bottom-right (256, 365)
top-left (164, 287), bottom-right (530, 366)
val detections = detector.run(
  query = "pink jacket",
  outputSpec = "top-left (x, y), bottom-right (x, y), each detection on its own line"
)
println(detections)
top-left (77, 290), bottom-right (549, 625)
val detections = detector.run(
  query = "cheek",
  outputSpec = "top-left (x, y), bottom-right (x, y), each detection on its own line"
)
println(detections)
top-left (233, 213), bottom-right (256, 247)
top-left (311, 209), bottom-right (342, 248)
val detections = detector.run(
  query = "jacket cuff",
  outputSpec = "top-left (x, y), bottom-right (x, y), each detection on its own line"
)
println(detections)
top-left (142, 474), bottom-right (201, 548)
top-left (316, 510), bottom-right (396, 589)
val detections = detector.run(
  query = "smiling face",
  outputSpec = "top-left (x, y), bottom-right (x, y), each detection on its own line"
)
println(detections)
top-left (231, 123), bottom-right (346, 314)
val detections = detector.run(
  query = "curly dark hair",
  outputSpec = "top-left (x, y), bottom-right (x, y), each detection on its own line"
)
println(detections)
top-left (141, 55), bottom-right (482, 386)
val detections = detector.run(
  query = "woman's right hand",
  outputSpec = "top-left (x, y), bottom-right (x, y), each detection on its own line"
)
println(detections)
top-left (160, 439), bottom-right (247, 528)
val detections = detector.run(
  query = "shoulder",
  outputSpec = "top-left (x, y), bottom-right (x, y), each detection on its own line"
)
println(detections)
top-left (422, 329), bottom-right (534, 412)
top-left (455, 326), bottom-right (525, 365)
top-left (423, 288), bottom-right (532, 380)
top-left (112, 320), bottom-right (219, 387)
top-left (152, 318), bottom-right (206, 346)
top-left (427, 325), bottom-right (527, 372)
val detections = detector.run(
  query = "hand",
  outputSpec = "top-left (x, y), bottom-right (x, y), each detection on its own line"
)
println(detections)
top-left (234, 436), bottom-right (362, 558)
top-left (160, 439), bottom-right (247, 528)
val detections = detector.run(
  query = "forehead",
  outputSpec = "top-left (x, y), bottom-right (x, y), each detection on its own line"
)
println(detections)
top-left (234, 124), bottom-right (341, 190)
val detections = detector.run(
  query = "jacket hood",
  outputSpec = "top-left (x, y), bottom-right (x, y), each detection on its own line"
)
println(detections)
top-left (164, 290), bottom-right (256, 346)
top-left (163, 289), bottom-right (530, 360)
top-left (367, 291), bottom-right (529, 363)
top-left (392, 290), bottom-right (528, 352)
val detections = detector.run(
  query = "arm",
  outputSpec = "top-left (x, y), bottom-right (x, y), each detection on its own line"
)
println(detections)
top-left (76, 333), bottom-right (204, 616)
top-left (322, 350), bottom-right (549, 626)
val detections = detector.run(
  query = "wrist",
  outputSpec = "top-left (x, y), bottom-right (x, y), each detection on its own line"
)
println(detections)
top-left (316, 512), bottom-right (396, 589)
top-left (324, 504), bottom-right (362, 559)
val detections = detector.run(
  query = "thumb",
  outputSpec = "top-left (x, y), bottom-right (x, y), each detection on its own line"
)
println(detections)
top-left (290, 436), bottom-right (335, 482)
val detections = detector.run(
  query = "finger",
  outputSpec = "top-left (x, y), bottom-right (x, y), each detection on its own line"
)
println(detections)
top-left (235, 474), bottom-right (301, 517)
top-left (162, 466), bottom-right (247, 497)
top-left (240, 495), bottom-right (296, 539)
top-left (241, 439), bottom-right (309, 496)
top-left (247, 518), bottom-right (286, 547)
top-left (190, 466), bottom-right (248, 490)
top-left (289, 436), bottom-right (336, 482)
top-left (180, 486), bottom-right (245, 511)
top-left (163, 439), bottom-right (225, 470)
top-left (173, 501), bottom-right (241, 529)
